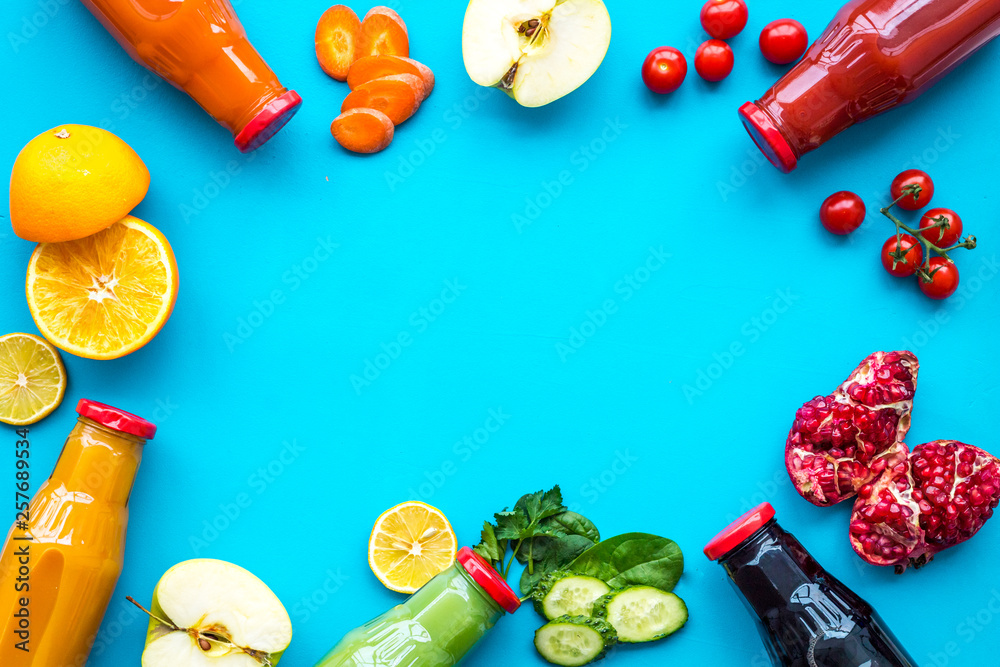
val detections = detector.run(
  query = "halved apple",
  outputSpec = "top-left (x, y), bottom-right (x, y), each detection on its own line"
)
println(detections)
top-left (137, 559), bottom-right (292, 667)
top-left (462, 0), bottom-right (612, 107)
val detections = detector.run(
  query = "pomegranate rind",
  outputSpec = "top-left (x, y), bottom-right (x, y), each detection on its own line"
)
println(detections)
top-left (850, 440), bottom-right (1000, 571)
top-left (785, 351), bottom-right (918, 507)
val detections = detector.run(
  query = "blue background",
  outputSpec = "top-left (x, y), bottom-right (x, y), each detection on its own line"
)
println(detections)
top-left (2, 0), bottom-right (1000, 665)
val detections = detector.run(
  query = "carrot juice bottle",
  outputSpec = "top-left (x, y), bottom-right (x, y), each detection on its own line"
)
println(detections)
top-left (0, 399), bottom-right (155, 666)
top-left (78, 0), bottom-right (302, 152)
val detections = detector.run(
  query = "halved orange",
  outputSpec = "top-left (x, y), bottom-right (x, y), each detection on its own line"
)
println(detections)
top-left (26, 216), bottom-right (179, 360)
top-left (368, 501), bottom-right (457, 593)
top-left (0, 333), bottom-right (67, 425)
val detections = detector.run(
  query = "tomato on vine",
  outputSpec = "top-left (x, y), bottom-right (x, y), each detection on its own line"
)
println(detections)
top-left (918, 257), bottom-right (960, 300)
top-left (881, 235), bottom-right (923, 278)
top-left (890, 169), bottom-right (934, 210)
top-left (918, 208), bottom-right (963, 247)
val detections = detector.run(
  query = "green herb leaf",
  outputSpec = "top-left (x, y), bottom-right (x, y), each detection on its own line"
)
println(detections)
top-left (514, 486), bottom-right (566, 525)
top-left (494, 510), bottom-right (529, 541)
top-left (475, 522), bottom-right (501, 563)
top-left (544, 511), bottom-right (600, 543)
top-left (568, 533), bottom-right (684, 592)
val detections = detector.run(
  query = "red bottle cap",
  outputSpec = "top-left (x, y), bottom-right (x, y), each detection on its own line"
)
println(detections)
top-left (739, 102), bottom-right (797, 174)
top-left (456, 547), bottom-right (521, 614)
top-left (234, 90), bottom-right (303, 153)
top-left (77, 399), bottom-right (157, 440)
top-left (704, 502), bottom-right (775, 561)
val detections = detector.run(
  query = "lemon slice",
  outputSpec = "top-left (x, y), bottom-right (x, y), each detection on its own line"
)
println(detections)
top-left (0, 333), bottom-right (67, 425)
top-left (26, 215), bottom-right (178, 360)
top-left (368, 501), bottom-right (458, 593)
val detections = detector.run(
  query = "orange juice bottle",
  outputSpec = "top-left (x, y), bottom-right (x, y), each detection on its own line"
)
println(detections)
top-left (0, 399), bottom-right (155, 666)
top-left (78, 0), bottom-right (302, 152)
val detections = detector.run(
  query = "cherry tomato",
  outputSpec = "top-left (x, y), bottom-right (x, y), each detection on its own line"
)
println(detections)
top-left (880, 235), bottom-right (923, 278)
top-left (918, 257), bottom-right (959, 300)
top-left (819, 191), bottom-right (866, 235)
top-left (759, 19), bottom-right (809, 64)
top-left (642, 47), bottom-right (687, 94)
top-left (918, 208), bottom-right (963, 247)
top-left (890, 169), bottom-right (934, 210)
top-left (694, 40), bottom-right (735, 82)
top-left (700, 0), bottom-right (748, 40)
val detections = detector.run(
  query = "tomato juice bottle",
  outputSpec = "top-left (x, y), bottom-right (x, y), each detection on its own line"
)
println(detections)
top-left (705, 503), bottom-right (916, 667)
top-left (741, 0), bottom-right (1000, 172)
top-left (78, 0), bottom-right (302, 152)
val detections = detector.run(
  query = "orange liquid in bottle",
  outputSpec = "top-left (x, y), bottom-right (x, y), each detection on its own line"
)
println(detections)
top-left (78, 0), bottom-right (301, 152)
top-left (0, 400), bottom-right (155, 666)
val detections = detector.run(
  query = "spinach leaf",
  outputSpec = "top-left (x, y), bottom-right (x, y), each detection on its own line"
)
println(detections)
top-left (568, 533), bottom-right (684, 592)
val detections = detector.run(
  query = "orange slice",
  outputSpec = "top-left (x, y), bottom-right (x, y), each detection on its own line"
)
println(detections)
top-left (26, 216), bottom-right (179, 360)
top-left (0, 333), bottom-right (67, 425)
top-left (368, 501), bottom-right (457, 593)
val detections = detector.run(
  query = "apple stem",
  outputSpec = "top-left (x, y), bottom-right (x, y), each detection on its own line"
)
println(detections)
top-left (125, 596), bottom-right (181, 632)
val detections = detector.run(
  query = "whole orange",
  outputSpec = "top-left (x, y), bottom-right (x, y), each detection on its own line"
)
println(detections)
top-left (9, 125), bottom-right (150, 243)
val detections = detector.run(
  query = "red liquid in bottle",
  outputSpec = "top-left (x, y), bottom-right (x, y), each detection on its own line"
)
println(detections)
top-left (78, 0), bottom-right (302, 152)
top-left (705, 503), bottom-right (916, 667)
top-left (740, 0), bottom-right (1000, 172)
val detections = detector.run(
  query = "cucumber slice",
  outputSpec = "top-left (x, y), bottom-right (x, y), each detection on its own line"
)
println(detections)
top-left (534, 616), bottom-right (617, 666)
top-left (533, 571), bottom-right (612, 620)
top-left (593, 586), bottom-right (687, 643)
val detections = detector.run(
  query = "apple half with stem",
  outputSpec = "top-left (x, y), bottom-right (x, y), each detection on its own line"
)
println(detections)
top-left (462, 0), bottom-right (612, 107)
top-left (132, 559), bottom-right (292, 667)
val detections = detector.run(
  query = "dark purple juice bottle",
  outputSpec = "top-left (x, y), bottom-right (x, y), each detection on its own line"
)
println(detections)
top-left (704, 503), bottom-right (916, 667)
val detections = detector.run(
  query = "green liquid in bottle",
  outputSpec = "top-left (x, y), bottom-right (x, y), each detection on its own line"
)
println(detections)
top-left (316, 562), bottom-right (504, 667)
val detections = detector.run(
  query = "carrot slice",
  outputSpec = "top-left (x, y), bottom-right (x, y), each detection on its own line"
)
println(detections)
top-left (357, 7), bottom-right (409, 58)
top-left (331, 108), bottom-right (394, 153)
top-left (316, 5), bottom-right (361, 81)
top-left (348, 56), bottom-right (435, 100)
top-left (342, 74), bottom-right (422, 125)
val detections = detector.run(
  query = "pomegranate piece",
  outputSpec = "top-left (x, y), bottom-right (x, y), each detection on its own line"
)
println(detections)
top-left (785, 351), bottom-right (918, 507)
top-left (850, 440), bottom-right (1000, 572)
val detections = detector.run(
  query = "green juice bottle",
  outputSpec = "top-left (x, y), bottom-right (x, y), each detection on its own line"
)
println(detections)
top-left (316, 547), bottom-right (521, 666)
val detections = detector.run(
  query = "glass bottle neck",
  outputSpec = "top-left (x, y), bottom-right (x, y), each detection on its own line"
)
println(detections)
top-left (718, 520), bottom-right (818, 621)
top-left (51, 417), bottom-right (146, 506)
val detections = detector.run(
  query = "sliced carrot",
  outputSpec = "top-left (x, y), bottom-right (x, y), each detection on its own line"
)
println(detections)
top-left (331, 108), bottom-right (395, 153)
top-left (357, 6), bottom-right (409, 58)
top-left (315, 5), bottom-right (361, 81)
top-left (342, 74), bottom-right (422, 125)
top-left (348, 56), bottom-right (435, 100)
